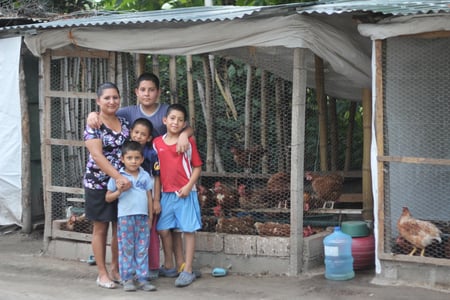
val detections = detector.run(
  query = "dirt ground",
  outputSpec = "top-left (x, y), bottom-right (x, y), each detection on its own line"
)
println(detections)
top-left (0, 226), bottom-right (449, 300)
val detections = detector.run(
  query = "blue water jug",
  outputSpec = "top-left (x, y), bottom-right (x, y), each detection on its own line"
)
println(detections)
top-left (323, 226), bottom-right (355, 280)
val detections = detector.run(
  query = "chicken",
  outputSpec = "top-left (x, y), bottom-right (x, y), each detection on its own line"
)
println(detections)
top-left (303, 191), bottom-right (311, 212)
top-left (212, 181), bottom-right (239, 207)
top-left (65, 214), bottom-right (90, 233)
top-left (305, 172), bottom-right (344, 207)
top-left (238, 184), bottom-right (271, 209)
top-left (230, 145), bottom-right (266, 169)
top-left (197, 184), bottom-right (215, 209)
top-left (254, 222), bottom-right (290, 237)
top-left (266, 172), bottom-right (290, 192)
top-left (266, 172), bottom-right (291, 208)
top-left (216, 216), bottom-right (255, 235)
top-left (211, 181), bottom-right (239, 217)
top-left (397, 207), bottom-right (442, 256)
top-left (254, 222), bottom-right (317, 237)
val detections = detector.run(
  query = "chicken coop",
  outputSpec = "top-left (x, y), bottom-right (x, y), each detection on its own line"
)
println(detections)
top-left (359, 13), bottom-right (450, 289)
top-left (3, 5), bottom-right (376, 276)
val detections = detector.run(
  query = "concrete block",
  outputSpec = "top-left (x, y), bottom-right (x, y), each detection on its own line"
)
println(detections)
top-left (224, 234), bottom-right (257, 255)
top-left (196, 232), bottom-right (224, 252)
top-left (256, 236), bottom-right (289, 257)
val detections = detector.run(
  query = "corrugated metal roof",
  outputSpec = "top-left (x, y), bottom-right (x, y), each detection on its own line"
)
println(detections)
top-left (1, 1), bottom-right (449, 33)
top-left (1, 5), bottom-right (296, 31)
top-left (299, 0), bottom-right (450, 15)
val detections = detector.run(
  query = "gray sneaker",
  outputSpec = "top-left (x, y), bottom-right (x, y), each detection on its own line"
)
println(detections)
top-left (138, 281), bottom-right (157, 291)
top-left (175, 271), bottom-right (196, 287)
top-left (123, 279), bottom-right (136, 292)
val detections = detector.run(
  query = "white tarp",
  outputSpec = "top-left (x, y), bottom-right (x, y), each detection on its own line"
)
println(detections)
top-left (0, 36), bottom-right (22, 226)
top-left (24, 14), bottom-right (372, 101)
top-left (358, 14), bottom-right (450, 40)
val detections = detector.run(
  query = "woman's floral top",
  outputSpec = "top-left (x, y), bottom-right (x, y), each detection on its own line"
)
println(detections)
top-left (83, 117), bottom-right (129, 190)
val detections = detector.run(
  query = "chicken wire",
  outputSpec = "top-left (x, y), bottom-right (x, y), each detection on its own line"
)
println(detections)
top-left (45, 51), bottom-right (364, 239)
top-left (382, 37), bottom-right (450, 259)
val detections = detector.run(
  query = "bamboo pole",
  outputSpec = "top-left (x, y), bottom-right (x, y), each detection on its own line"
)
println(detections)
top-left (137, 53), bottom-right (146, 78)
top-left (202, 55), bottom-right (214, 172)
top-left (152, 55), bottom-right (160, 78)
top-left (344, 101), bottom-right (357, 171)
top-left (260, 70), bottom-right (268, 173)
top-left (186, 55), bottom-right (195, 130)
top-left (329, 97), bottom-right (338, 171)
top-left (275, 77), bottom-right (283, 171)
top-left (244, 64), bottom-right (253, 149)
top-left (362, 88), bottom-right (373, 221)
top-left (289, 48), bottom-right (307, 276)
top-left (315, 55), bottom-right (328, 171)
top-left (169, 55), bottom-right (177, 104)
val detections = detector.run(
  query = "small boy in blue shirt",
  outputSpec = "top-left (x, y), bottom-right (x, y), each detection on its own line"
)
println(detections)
top-left (106, 140), bottom-right (156, 292)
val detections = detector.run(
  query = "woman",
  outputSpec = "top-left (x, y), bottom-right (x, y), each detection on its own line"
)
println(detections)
top-left (83, 82), bottom-right (131, 289)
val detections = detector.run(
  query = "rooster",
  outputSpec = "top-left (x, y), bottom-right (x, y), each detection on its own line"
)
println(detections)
top-left (230, 145), bottom-right (266, 169)
top-left (211, 181), bottom-right (239, 217)
top-left (397, 207), bottom-right (442, 256)
top-left (305, 171), bottom-right (344, 208)
top-left (197, 185), bottom-right (215, 209)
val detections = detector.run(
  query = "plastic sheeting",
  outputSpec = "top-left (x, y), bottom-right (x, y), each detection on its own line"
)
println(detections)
top-left (23, 14), bottom-right (372, 101)
top-left (0, 37), bottom-right (22, 226)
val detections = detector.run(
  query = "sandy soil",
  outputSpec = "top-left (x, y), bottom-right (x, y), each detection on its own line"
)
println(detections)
top-left (0, 226), bottom-right (449, 300)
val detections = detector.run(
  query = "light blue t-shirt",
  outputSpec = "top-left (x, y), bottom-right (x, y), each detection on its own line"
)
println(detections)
top-left (107, 167), bottom-right (153, 218)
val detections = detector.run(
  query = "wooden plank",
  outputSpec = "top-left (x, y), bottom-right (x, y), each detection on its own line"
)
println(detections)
top-left (51, 47), bottom-right (111, 59)
top-left (67, 197), bottom-right (85, 203)
top-left (231, 208), bottom-right (290, 213)
top-left (45, 90), bottom-right (96, 99)
top-left (48, 186), bottom-right (84, 195)
top-left (308, 208), bottom-right (362, 215)
top-left (339, 193), bottom-right (363, 202)
top-left (378, 155), bottom-right (450, 166)
top-left (201, 172), bottom-right (271, 179)
top-left (52, 220), bottom-right (92, 242)
top-left (44, 138), bottom-right (84, 147)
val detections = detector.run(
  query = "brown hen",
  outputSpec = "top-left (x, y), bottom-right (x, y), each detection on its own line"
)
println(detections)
top-left (305, 172), bottom-right (344, 205)
top-left (230, 145), bottom-right (266, 169)
top-left (397, 207), bottom-right (442, 256)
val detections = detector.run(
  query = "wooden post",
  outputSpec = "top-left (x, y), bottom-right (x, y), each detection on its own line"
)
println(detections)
top-left (260, 70), bottom-right (268, 173)
top-left (329, 97), bottom-right (338, 171)
top-left (362, 88), bottom-right (373, 221)
top-left (275, 77), bottom-right (283, 171)
top-left (344, 102), bottom-right (357, 171)
top-left (244, 64), bottom-right (253, 149)
top-left (315, 55), bottom-right (328, 171)
top-left (169, 55), bottom-right (177, 104)
top-left (136, 54), bottom-right (146, 78)
top-left (202, 55), bottom-right (214, 172)
top-left (186, 55), bottom-right (195, 130)
top-left (20, 53), bottom-right (32, 233)
top-left (289, 48), bottom-right (307, 276)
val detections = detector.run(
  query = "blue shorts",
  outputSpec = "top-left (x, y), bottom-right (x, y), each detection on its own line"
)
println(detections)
top-left (157, 191), bottom-right (201, 233)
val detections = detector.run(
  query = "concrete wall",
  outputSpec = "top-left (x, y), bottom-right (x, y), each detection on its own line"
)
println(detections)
top-left (46, 231), bottom-right (329, 275)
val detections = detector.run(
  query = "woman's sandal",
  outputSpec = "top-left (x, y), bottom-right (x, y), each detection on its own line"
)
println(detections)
top-left (96, 277), bottom-right (117, 289)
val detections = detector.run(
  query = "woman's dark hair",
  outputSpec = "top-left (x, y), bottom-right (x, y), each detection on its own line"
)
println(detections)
top-left (96, 82), bottom-right (120, 98)
top-left (136, 72), bottom-right (160, 89)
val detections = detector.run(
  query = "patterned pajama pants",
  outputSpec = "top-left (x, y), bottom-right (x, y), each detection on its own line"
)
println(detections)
top-left (117, 215), bottom-right (150, 281)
